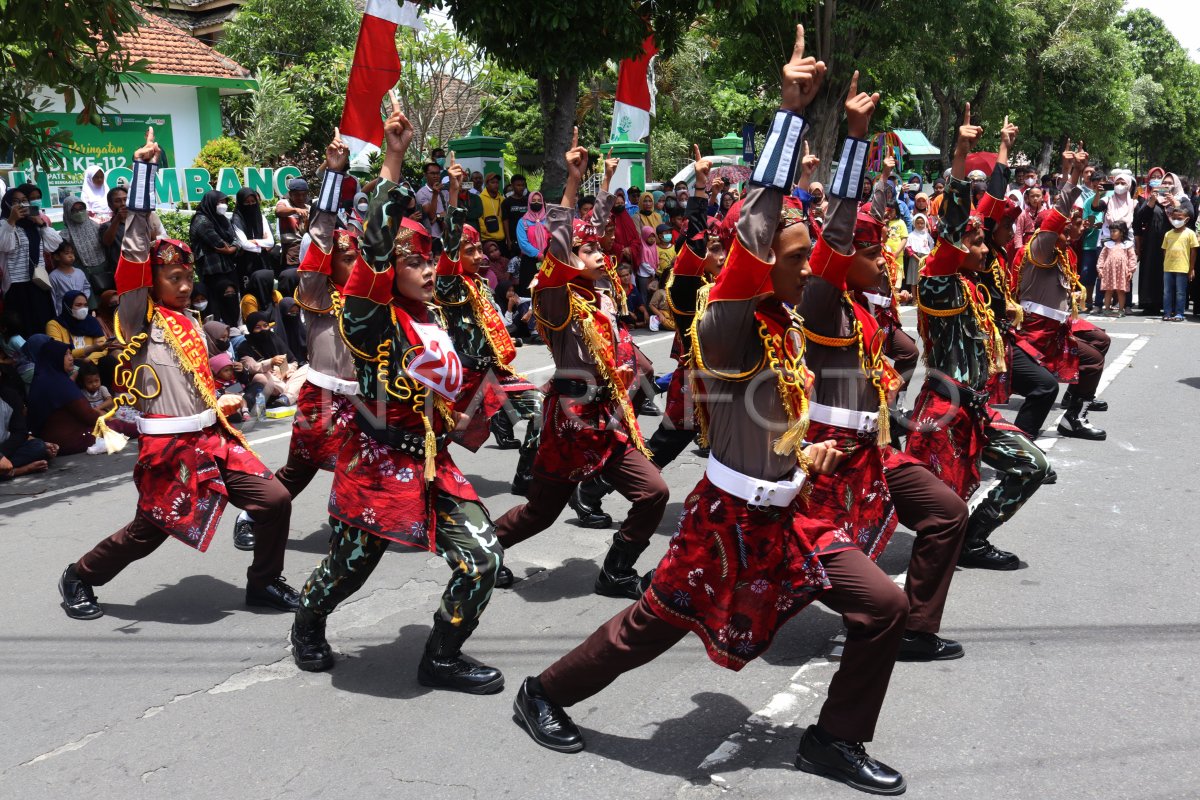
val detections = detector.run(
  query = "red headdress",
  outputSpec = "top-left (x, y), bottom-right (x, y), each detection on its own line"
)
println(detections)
top-left (393, 217), bottom-right (432, 260)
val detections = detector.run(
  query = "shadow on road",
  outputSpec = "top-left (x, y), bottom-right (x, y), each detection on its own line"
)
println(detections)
top-left (328, 622), bottom-right (434, 700)
top-left (99, 574), bottom-right (244, 626)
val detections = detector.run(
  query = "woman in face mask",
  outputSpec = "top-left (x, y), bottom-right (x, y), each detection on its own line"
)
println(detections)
top-left (59, 195), bottom-right (110, 294)
top-left (45, 291), bottom-right (118, 374)
top-left (349, 191), bottom-right (369, 234)
top-left (1133, 168), bottom-right (1195, 316)
top-left (80, 165), bottom-right (109, 219)
top-left (209, 277), bottom-right (243, 329)
top-left (190, 283), bottom-right (211, 320)
top-left (188, 189), bottom-right (239, 285)
top-left (231, 188), bottom-right (275, 281)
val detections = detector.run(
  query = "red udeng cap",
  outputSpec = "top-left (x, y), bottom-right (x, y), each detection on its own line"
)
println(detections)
top-left (393, 217), bottom-right (432, 260)
top-left (1039, 208), bottom-right (1070, 235)
top-left (965, 152), bottom-right (997, 177)
top-left (854, 208), bottom-right (884, 246)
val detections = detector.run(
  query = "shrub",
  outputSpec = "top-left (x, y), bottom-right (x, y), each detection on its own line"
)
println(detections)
top-left (193, 137), bottom-right (250, 174)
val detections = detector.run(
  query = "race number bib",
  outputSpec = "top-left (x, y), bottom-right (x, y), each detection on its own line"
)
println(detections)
top-left (407, 322), bottom-right (464, 401)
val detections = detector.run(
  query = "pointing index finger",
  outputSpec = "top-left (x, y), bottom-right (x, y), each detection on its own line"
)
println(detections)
top-left (389, 89), bottom-right (400, 115)
top-left (692, 143), bottom-right (702, 162)
top-left (963, 103), bottom-right (971, 126)
top-left (571, 126), bottom-right (579, 150)
top-left (146, 126), bottom-right (155, 144)
top-left (792, 24), bottom-right (805, 61)
top-left (848, 70), bottom-right (859, 98)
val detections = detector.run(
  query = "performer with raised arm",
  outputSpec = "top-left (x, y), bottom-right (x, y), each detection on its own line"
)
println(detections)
top-left (491, 131), bottom-right (668, 601)
top-left (905, 111), bottom-right (1050, 571)
top-left (435, 153), bottom-right (542, 506)
top-left (512, 32), bottom-right (911, 796)
top-left (58, 127), bottom-right (298, 621)
top-left (799, 72), bottom-right (970, 664)
top-left (1016, 142), bottom-right (1111, 440)
top-left (289, 100), bottom-right (505, 695)
top-left (230, 129), bottom-right (368, 550)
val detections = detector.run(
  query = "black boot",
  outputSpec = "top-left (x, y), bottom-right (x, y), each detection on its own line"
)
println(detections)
top-left (959, 507), bottom-right (1019, 570)
top-left (495, 565), bottom-right (516, 589)
top-left (513, 677), bottom-right (584, 752)
top-left (568, 476), bottom-right (613, 528)
top-left (510, 447), bottom-right (535, 496)
top-left (1057, 396), bottom-right (1106, 440)
top-left (896, 630), bottom-right (964, 661)
top-left (58, 563), bottom-right (103, 620)
top-left (416, 616), bottom-right (504, 694)
top-left (795, 725), bottom-right (906, 795)
top-left (291, 612), bottom-right (335, 671)
top-left (594, 533), bottom-right (651, 599)
top-left (491, 413), bottom-right (521, 450)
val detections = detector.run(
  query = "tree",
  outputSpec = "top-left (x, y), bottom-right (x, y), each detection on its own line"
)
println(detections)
top-left (218, 0), bottom-right (358, 72)
top-left (442, 0), bottom-right (703, 195)
top-left (238, 70), bottom-right (313, 163)
top-left (1, 0), bottom-right (149, 166)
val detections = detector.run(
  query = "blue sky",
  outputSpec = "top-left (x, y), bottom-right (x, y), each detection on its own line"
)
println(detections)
top-left (1124, 1), bottom-right (1200, 61)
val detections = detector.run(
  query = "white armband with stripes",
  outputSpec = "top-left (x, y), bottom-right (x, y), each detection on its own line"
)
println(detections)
top-left (128, 160), bottom-right (157, 212)
top-left (316, 170), bottom-right (346, 214)
top-left (749, 110), bottom-right (807, 191)
top-left (829, 137), bottom-right (871, 200)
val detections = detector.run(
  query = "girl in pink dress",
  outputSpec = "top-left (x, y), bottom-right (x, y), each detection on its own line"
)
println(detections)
top-left (1098, 221), bottom-right (1137, 316)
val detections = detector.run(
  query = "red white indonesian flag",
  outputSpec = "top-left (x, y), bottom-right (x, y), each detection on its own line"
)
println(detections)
top-left (610, 35), bottom-right (658, 143)
top-left (339, 0), bottom-right (425, 157)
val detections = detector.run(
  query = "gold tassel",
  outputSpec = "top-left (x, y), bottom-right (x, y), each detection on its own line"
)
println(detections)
top-left (91, 409), bottom-right (130, 455)
top-left (773, 415), bottom-right (809, 456)
top-left (422, 411), bottom-right (437, 482)
top-left (576, 297), bottom-right (653, 459)
top-left (876, 387), bottom-right (891, 448)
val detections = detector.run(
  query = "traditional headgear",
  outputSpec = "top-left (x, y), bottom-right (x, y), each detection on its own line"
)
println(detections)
top-left (716, 198), bottom-right (743, 250)
top-left (964, 152), bottom-right (998, 178)
top-left (779, 195), bottom-right (808, 230)
top-left (150, 238), bottom-right (193, 268)
top-left (976, 192), bottom-right (1019, 224)
top-left (334, 228), bottom-right (360, 253)
top-left (572, 217), bottom-right (601, 249)
top-left (853, 207), bottom-right (885, 248)
top-left (462, 223), bottom-right (480, 246)
top-left (392, 217), bottom-right (432, 260)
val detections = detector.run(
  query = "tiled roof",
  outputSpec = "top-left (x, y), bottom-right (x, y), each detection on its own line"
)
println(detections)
top-left (116, 7), bottom-right (251, 80)
top-left (154, 6), bottom-right (238, 32)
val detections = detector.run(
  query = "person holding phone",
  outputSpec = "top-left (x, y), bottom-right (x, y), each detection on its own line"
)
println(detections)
top-left (1134, 169), bottom-right (1193, 316)
top-left (1, 187), bottom-right (60, 336)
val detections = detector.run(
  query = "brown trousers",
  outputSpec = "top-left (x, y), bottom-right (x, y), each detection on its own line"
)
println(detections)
top-left (538, 548), bottom-right (908, 743)
top-left (76, 470), bottom-right (291, 590)
top-left (274, 457), bottom-right (321, 500)
top-left (493, 442), bottom-right (668, 549)
top-left (1073, 326), bottom-right (1111, 399)
top-left (884, 459), bottom-right (969, 634)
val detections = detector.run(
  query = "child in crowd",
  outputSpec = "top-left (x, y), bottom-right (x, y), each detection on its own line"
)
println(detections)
top-left (1161, 207), bottom-right (1197, 321)
top-left (76, 361), bottom-right (114, 413)
top-left (617, 264), bottom-right (650, 328)
top-left (647, 278), bottom-right (674, 331)
top-left (904, 213), bottom-right (934, 293)
top-left (48, 242), bottom-right (90, 318)
top-left (209, 353), bottom-right (249, 421)
top-left (654, 224), bottom-right (675, 278)
top-left (1098, 221), bottom-right (1136, 317)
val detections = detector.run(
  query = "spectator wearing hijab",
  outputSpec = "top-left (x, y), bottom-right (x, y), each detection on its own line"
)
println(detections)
top-left (27, 340), bottom-right (100, 456)
top-left (80, 165), bottom-right (109, 220)
top-left (46, 290), bottom-right (119, 388)
top-left (210, 277), bottom-right (243, 330)
top-left (231, 188), bottom-right (275, 281)
top-left (59, 194), bottom-right (111, 298)
top-left (189, 190), bottom-right (239, 286)
top-left (0, 377), bottom-right (56, 479)
top-left (516, 191), bottom-right (550, 290)
top-left (1134, 170), bottom-right (1193, 317)
top-left (2, 187), bottom-right (61, 337)
top-left (609, 198), bottom-right (642, 279)
top-left (278, 297), bottom-right (308, 364)
top-left (47, 241), bottom-right (90, 316)
top-left (235, 311), bottom-right (293, 405)
top-left (240, 269), bottom-right (283, 324)
top-left (94, 289), bottom-right (119, 340)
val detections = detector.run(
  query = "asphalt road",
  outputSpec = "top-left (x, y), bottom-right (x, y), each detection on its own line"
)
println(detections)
top-left (1, 309), bottom-right (1195, 800)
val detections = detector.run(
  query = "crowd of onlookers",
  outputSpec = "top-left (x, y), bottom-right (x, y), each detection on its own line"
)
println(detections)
top-left (4, 150), bottom-right (1198, 481)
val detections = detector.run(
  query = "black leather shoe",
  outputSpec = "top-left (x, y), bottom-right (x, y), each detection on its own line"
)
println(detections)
top-left (896, 631), bottom-right (964, 662)
top-left (513, 677), bottom-right (584, 753)
top-left (568, 486), bottom-right (612, 529)
top-left (511, 472), bottom-right (531, 496)
top-left (594, 534), bottom-right (651, 600)
top-left (1058, 400), bottom-right (1106, 440)
top-left (232, 516), bottom-right (256, 551)
top-left (1042, 466), bottom-right (1057, 485)
top-left (495, 565), bottom-right (515, 589)
top-left (246, 578), bottom-right (300, 611)
top-left (291, 614), bottom-right (334, 671)
top-left (796, 725), bottom-right (906, 795)
top-left (958, 542), bottom-right (1019, 570)
top-left (417, 616), bottom-right (504, 694)
top-left (637, 398), bottom-right (661, 417)
top-left (1085, 398), bottom-right (1108, 412)
top-left (58, 564), bottom-right (103, 620)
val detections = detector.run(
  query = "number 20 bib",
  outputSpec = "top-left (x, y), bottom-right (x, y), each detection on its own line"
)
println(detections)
top-left (407, 322), bottom-right (464, 402)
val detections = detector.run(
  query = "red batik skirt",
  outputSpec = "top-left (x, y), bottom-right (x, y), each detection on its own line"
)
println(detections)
top-left (647, 477), bottom-right (835, 670)
top-left (453, 366), bottom-right (540, 451)
top-left (663, 364), bottom-right (698, 431)
top-left (288, 382), bottom-right (359, 471)
top-left (804, 421), bottom-right (898, 560)
top-left (328, 428), bottom-right (478, 551)
top-left (1020, 313), bottom-right (1080, 383)
top-left (135, 425), bottom-right (272, 552)
top-left (532, 392), bottom-right (628, 483)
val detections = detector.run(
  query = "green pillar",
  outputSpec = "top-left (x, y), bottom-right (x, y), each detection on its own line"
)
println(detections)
top-left (711, 132), bottom-right (744, 164)
top-left (599, 139), bottom-right (649, 194)
top-left (447, 129), bottom-right (508, 188)
top-left (196, 87), bottom-right (223, 144)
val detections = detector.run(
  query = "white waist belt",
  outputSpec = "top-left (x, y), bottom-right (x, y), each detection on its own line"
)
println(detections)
top-left (862, 291), bottom-right (892, 309)
top-left (138, 409), bottom-right (218, 435)
top-left (809, 401), bottom-right (879, 434)
top-left (1022, 301), bottom-right (1069, 323)
top-left (706, 456), bottom-right (805, 508)
top-left (306, 368), bottom-right (359, 396)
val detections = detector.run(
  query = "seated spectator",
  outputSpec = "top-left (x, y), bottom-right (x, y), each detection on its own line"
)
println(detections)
top-left (479, 240), bottom-right (507, 291)
top-left (190, 283), bottom-right (211, 321)
top-left (1, 310), bottom-right (35, 385)
top-left (46, 291), bottom-right (119, 375)
top-left (48, 241), bottom-right (90, 316)
top-left (210, 278), bottom-right (244, 330)
top-left (0, 378), bottom-right (56, 479)
top-left (27, 340), bottom-right (100, 456)
top-left (60, 194), bottom-right (112, 297)
top-left (648, 279), bottom-right (675, 331)
top-left (209, 352), bottom-right (253, 422)
top-left (94, 289), bottom-right (119, 340)
top-left (235, 312), bottom-right (296, 405)
top-left (75, 360), bottom-right (138, 438)
top-left (618, 264), bottom-right (650, 328)
top-left (241, 269), bottom-right (283, 326)
top-left (232, 188), bottom-right (275, 279)
top-left (499, 282), bottom-right (536, 343)
top-left (278, 297), bottom-right (308, 365)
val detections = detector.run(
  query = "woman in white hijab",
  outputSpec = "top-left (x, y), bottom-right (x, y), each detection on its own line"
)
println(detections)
top-left (80, 165), bottom-right (108, 220)
top-left (1102, 170), bottom-right (1136, 241)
